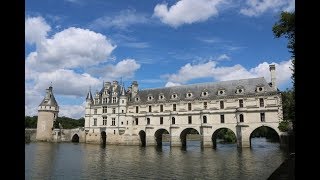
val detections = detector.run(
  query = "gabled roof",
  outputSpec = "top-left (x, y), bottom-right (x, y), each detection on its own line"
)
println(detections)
top-left (130, 77), bottom-right (276, 104)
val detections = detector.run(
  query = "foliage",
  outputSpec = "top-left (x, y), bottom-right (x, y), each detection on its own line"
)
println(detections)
top-left (251, 127), bottom-right (279, 141)
top-left (25, 116), bottom-right (38, 128)
top-left (273, 11), bottom-right (295, 133)
top-left (216, 129), bottom-right (236, 143)
top-left (25, 116), bottom-right (84, 129)
top-left (278, 120), bottom-right (290, 132)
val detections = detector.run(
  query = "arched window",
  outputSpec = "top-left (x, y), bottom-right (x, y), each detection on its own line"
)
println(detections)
top-left (239, 114), bottom-right (244, 123)
top-left (203, 116), bottom-right (207, 123)
top-left (172, 117), bottom-right (175, 124)
top-left (147, 118), bottom-right (150, 125)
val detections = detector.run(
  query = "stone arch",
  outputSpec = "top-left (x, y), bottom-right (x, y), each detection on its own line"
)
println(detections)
top-left (180, 128), bottom-right (200, 147)
top-left (249, 125), bottom-right (280, 147)
top-left (211, 128), bottom-right (237, 149)
top-left (71, 134), bottom-right (79, 143)
top-left (101, 131), bottom-right (106, 145)
top-left (154, 128), bottom-right (170, 147)
top-left (139, 130), bottom-right (146, 147)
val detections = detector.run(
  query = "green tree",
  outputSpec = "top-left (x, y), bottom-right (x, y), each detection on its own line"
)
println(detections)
top-left (273, 11), bottom-right (295, 133)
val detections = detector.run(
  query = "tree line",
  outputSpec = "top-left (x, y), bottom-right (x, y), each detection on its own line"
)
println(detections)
top-left (25, 116), bottom-right (85, 129)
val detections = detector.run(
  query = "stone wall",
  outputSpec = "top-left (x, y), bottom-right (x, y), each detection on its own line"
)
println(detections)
top-left (25, 128), bottom-right (37, 143)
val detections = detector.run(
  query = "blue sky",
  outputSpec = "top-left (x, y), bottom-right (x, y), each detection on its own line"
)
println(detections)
top-left (25, 0), bottom-right (295, 118)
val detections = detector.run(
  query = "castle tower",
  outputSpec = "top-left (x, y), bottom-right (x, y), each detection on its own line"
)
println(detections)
top-left (269, 64), bottom-right (277, 90)
top-left (84, 88), bottom-right (93, 128)
top-left (36, 85), bottom-right (59, 141)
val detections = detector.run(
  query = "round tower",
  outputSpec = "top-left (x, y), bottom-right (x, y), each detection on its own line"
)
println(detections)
top-left (36, 85), bottom-right (59, 141)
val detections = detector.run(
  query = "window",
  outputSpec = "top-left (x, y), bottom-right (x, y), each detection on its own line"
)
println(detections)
top-left (112, 97), bottom-right (117, 103)
top-left (202, 91), bottom-right (208, 96)
top-left (149, 105), bottom-right (152, 112)
top-left (127, 121), bottom-right (128, 125)
top-left (160, 105), bottom-right (163, 112)
top-left (112, 118), bottom-right (115, 126)
top-left (148, 96), bottom-right (152, 100)
top-left (239, 114), bottom-right (244, 123)
top-left (135, 118), bottom-right (138, 125)
top-left (103, 117), bottom-right (107, 125)
top-left (103, 98), bottom-right (107, 104)
top-left (173, 104), bottom-right (176, 111)
top-left (172, 94), bottom-right (177, 99)
top-left (188, 116), bottom-right (192, 124)
top-left (136, 106), bottom-right (139, 113)
top-left (160, 117), bottom-right (163, 125)
top-left (121, 121), bottom-right (123, 125)
top-left (112, 108), bottom-right (116, 114)
top-left (220, 101), bottom-right (224, 109)
top-left (203, 116), bottom-right (207, 123)
top-left (94, 109), bottom-right (97, 114)
top-left (114, 130), bottom-right (116, 134)
top-left (147, 118), bottom-right (150, 125)
top-left (204, 102), bottom-right (207, 109)
top-left (121, 110), bottom-right (124, 113)
top-left (103, 106), bottom-right (107, 113)
top-left (187, 93), bottom-right (192, 97)
top-left (219, 90), bottom-right (224, 95)
top-left (239, 99), bottom-right (243, 108)
top-left (188, 103), bottom-right (192, 111)
top-left (259, 98), bottom-right (264, 107)
top-left (159, 95), bottom-right (164, 100)
top-left (220, 115), bottom-right (224, 123)
top-left (172, 117), bottom-right (175, 124)
top-left (93, 118), bottom-right (97, 126)
top-left (122, 100), bottom-right (124, 104)
top-left (260, 113), bottom-right (265, 122)
top-left (95, 99), bottom-right (99, 105)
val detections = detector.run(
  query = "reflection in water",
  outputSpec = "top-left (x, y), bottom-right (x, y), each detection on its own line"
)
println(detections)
top-left (25, 138), bottom-right (285, 180)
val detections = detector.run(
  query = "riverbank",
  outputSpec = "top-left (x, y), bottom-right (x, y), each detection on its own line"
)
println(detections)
top-left (268, 153), bottom-right (295, 180)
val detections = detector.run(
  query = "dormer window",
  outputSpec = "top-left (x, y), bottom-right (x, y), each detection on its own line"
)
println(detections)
top-left (159, 94), bottom-right (165, 100)
top-left (218, 89), bottom-right (225, 95)
top-left (148, 95), bottom-right (153, 101)
top-left (171, 94), bottom-right (178, 99)
top-left (256, 86), bottom-right (264, 92)
top-left (236, 88), bottom-right (244, 94)
top-left (135, 97), bottom-right (140, 102)
top-left (186, 93), bottom-right (193, 98)
top-left (202, 91), bottom-right (209, 97)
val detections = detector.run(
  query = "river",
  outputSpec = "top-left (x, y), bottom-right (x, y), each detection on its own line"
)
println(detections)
top-left (25, 138), bottom-right (285, 180)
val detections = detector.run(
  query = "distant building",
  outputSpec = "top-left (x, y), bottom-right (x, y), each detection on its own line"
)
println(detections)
top-left (84, 64), bottom-right (283, 148)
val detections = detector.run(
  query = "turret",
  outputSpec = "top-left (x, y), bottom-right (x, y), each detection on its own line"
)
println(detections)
top-left (36, 85), bottom-right (59, 141)
top-left (269, 64), bottom-right (277, 90)
top-left (86, 88), bottom-right (93, 107)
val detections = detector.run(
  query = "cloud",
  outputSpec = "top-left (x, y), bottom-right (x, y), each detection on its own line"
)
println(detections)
top-left (25, 16), bottom-right (51, 45)
top-left (88, 59), bottom-right (141, 81)
top-left (59, 102), bottom-right (86, 119)
top-left (217, 54), bottom-right (230, 61)
top-left (164, 59), bottom-right (293, 89)
top-left (153, 0), bottom-right (225, 28)
top-left (122, 42), bottom-right (150, 48)
top-left (240, 0), bottom-right (295, 17)
top-left (165, 82), bottom-right (182, 87)
top-left (90, 9), bottom-right (149, 30)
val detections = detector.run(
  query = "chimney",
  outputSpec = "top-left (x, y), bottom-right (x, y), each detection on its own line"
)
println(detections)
top-left (269, 64), bottom-right (276, 90)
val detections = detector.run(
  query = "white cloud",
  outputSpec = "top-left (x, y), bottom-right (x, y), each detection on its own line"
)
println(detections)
top-left (165, 60), bottom-right (293, 89)
top-left (122, 42), bottom-right (150, 48)
top-left (25, 16), bottom-right (51, 45)
top-left (90, 9), bottom-right (149, 30)
top-left (153, 0), bottom-right (225, 28)
top-left (59, 102), bottom-right (86, 119)
top-left (165, 82), bottom-right (182, 87)
top-left (26, 27), bottom-right (116, 72)
top-left (217, 54), bottom-right (230, 61)
top-left (240, 0), bottom-right (295, 17)
top-left (88, 59), bottom-right (141, 81)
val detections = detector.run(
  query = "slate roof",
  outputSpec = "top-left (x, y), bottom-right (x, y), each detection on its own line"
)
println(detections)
top-left (130, 77), bottom-right (276, 104)
top-left (39, 86), bottom-right (58, 107)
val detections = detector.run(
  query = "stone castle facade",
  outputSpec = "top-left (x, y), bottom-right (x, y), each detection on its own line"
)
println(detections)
top-left (83, 64), bottom-right (283, 148)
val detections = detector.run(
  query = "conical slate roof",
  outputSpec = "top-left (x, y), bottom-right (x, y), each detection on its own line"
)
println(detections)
top-left (39, 86), bottom-right (58, 107)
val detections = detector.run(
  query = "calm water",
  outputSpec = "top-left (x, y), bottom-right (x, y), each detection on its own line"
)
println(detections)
top-left (25, 138), bottom-right (285, 180)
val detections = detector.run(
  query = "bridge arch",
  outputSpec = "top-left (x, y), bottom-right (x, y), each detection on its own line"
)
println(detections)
top-left (101, 131), bottom-right (106, 145)
top-left (154, 128), bottom-right (169, 147)
top-left (71, 134), bottom-right (79, 143)
top-left (249, 125), bottom-right (280, 148)
top-left (180, 128), bottom-right (200, 147)
top-left (139, 130), bottom-right (146, 147)
top-left (211, 128), bottom-right (237, 149)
